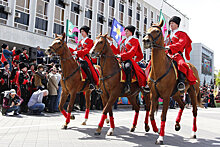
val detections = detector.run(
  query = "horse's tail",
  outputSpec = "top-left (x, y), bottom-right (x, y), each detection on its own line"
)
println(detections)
top-left (197, 90), bottom-right (203, 108)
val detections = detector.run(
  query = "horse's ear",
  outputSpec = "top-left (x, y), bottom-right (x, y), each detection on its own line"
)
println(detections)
top-left (99, 33), bottom-right (102, 36)
top-left (159, 19), bottom-right (164, 28)
top-left (104, 33), bottom-right (108, 37)
top-left (55, 33), bottom-right (58, 38)
top-left (62, 32), bottom-right (66, 41)
top-left (106, 36), bottom-right (113, 41)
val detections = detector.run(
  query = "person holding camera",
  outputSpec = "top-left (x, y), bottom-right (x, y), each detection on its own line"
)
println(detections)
top-left (28, 89), bottom-right (48, 115)
top-left (2, 89), bottom-right (23, 116)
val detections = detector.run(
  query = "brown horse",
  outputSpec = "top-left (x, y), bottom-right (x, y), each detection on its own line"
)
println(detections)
top-left (90, 34), bottom-right (151, 136)
top-left (142, 20), bottom-right (201, 145)
top-left (46, 33), bottom-right (103, 129)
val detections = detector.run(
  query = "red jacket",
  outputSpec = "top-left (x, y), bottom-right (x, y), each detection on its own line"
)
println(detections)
top-left (111, 37), bottom-right (146, 87)
top-left (69, 38), bottom-right (99, 85)
top-left (111, 37), bottom-right (143, 62)
top-left (166, 31), bottom-right (192, 60)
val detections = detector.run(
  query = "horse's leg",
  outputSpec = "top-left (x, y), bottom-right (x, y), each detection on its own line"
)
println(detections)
top-left (100, 93), bottom-right (110, 124)
top-left (127, 94), bottom-right (140, 132)
top-left (155, 97), bottom-right (169, 145)
top-left (82, 90), bottom-right (91, 125)
top-left (63, 90), bottom-right (77, 129)
top-left (94, 93), bottom-right (118, 135)
top-left (143, 92), bottom-right (151, 132)
top-left (149, 92), bottom-right (159, 134)
top-left (58, 89), bottom-right (71, 129)
top-left (172, 94), bottom-right (185, 131)
top-left (188, 86), bottom-right (198, 139)
top-left (107, 109), bottom-right (115, 136)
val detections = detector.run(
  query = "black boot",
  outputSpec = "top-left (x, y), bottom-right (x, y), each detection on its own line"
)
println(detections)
top-left (124, 71), bottom-right (131, 94)
top-left (178, 71), bottom-right (186, 93)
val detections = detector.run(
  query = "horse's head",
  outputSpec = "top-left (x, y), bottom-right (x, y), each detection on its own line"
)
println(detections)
top-left (143, 20), bottom-right (164, 49)
top-left (46, 33), bottom-right (66, 56)
top-left (89, 33), bottom-right (113, 58)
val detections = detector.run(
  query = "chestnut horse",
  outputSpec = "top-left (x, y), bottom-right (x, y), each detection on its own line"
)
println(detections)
top-left (46, 33), bottom-right (103, 129)
top-left (142, 20), bottom-right (201, 145)
top-left (90, 34), bottom-right (151, 136)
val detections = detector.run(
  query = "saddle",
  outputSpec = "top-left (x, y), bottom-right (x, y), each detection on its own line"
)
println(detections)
top-left (119, 63), bottom-right (137, 83)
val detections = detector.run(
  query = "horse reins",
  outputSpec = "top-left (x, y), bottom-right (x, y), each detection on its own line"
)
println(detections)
top-left (146, 25), bottom-right (174, 99)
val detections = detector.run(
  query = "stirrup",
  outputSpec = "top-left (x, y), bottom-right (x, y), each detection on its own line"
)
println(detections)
top-left (124, 84), bottom-right (131, 94)
top-left (89, 84), bottom-right (95, 90)
top-left (177, 82), bottom-right (185, 93)
top-left (95, 88), bottom-right (103, 94)
top-left (142, 85), bottom-right (150, 93)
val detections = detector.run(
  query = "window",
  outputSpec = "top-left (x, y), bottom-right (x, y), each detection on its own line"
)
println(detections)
top-left (128, 8), bottom-right (132, 25)
top-left (0, 5), bottom-right (8, 24)
top-left (128, 0), bottom-right (132, 7)
top-left (108, 0), bottom-right (115, 34)
top-left (16, 0), bottom-right (30, 13)
top-left (35, 17), bottom-right (48, 31)
top-left (15, 0), bottom-right (30, 30)
top-left (85, 9), bottom-right (92, 19)
top-left (35, 0), bottom-right (49, 35)
top-left (119, 3), bottom-right (124, 24)
top-left (53, 23), bottom-right (64, 35)
top-left (55, 0), bottom-right (65, 8)
top-left (70, 1), bottom-right (80, 30)
top-left (109, 0), bottom-right (115, 8)
top-left (144, 7), bottom-right (147, 16)
top-left (98, 0), bottom-right (104, 14)
top-left (86, 0), bottom-right (93, 9)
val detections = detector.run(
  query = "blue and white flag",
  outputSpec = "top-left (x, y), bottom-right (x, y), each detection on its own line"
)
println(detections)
top-left (110, 18), bottom-right (125, 44)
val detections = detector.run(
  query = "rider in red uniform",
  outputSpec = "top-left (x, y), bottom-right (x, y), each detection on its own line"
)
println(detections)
top-left (69, 26), bottom-right (99, 92)
top-left (110, 25), bottom-right (147, 93)
top-left (165, 16), bottom-right (197, 93)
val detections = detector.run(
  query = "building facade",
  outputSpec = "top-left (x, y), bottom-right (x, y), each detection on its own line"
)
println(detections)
top-left (189, 43), bottom-right (214, 85)
top-left (0, 0), bottom-right (189, 60)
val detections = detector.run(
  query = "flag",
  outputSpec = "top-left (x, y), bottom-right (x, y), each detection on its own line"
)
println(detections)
top-left (66, 19), bottom-right (80, 43)
top-left (159, 9), bottom-right (167, 37)
top-left (1, 53), bottom-right (6, 63)
top-left (110, 18), bottom-right (125, 44)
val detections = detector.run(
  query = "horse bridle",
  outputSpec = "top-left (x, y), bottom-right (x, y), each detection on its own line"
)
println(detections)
top-left (146, 25), bottom-right (168, 50)
top-left (49, 39), bottom-right (73, 61)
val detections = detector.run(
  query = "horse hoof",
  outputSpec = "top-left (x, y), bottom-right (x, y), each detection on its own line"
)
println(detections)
top-left (145, 124), bottom-right (150, 132)
top-left (155, 140), bottom-right (163, 145)
top-left (81, 122), bottom-right (86, 125)
top-left (175, 123), bottom-right (181, 131)
top-left (130, 126), bottom-right (135, 132)
top-left (61, 125), bottom-right (67, 130)
top-left (107, 128), bottom-right (114, 136)
top-left (190, 135), bottom-right (196, 139)
top-left (70, 115), bottom-right (75, 120)
top-left (106, 119), bottom-right (110, 124)
top-left (94, 132), bottom-right (101, 136)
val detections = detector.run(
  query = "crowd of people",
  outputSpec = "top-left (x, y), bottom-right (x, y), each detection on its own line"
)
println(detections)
top-left (0, 43), bottom-right (64, 116)
top-left (0, 42), bottom-right (105, 116)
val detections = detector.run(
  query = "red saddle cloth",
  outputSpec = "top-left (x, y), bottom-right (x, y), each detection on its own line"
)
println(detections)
top-left (78, 60), bottom-right (100, 85)
top-left (120, 67), bottom-right (137, 83)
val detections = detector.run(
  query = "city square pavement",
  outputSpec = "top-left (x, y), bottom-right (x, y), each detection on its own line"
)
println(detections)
top-left (0, 107), bottom-right (220, 147)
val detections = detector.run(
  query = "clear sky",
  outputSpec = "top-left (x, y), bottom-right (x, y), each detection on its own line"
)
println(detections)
top-left (166, 0), bottom-right (220, 72)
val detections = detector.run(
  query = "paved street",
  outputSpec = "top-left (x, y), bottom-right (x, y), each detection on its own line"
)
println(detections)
top-left (0, 107), bottom-right (220, 147)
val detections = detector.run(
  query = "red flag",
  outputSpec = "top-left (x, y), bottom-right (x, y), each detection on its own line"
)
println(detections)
top-left (1, 53), bottom-right (7, 63)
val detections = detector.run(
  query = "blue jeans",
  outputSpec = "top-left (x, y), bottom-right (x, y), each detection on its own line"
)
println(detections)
top-left (6, 106), bottom-right (19, 114)
top-left (55, 86), bottom-right (62, 111)
top-left (29, 103), bottom-right (45, 113)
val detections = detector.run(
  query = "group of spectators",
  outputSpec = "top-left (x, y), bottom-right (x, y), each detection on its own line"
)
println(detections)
top-left (0, 43), bottom-right (63, 116)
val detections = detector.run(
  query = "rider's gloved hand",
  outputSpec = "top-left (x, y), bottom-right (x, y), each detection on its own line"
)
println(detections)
top-left (73, 51), bottom-right (78, 55)
top-left (107, 39), bottom-right (113, 46)
top-left (115, 54), bottom-right (121, 59)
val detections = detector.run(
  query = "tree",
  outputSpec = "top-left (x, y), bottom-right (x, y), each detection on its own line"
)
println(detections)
top-left (216, 70), bottom-right (220, 87)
